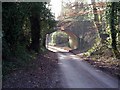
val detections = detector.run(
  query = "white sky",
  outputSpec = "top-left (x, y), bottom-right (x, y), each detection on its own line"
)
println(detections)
top-left (50, 0), bottom-right (62, 20)
top-left (50, 0), bottom-right (91, 20)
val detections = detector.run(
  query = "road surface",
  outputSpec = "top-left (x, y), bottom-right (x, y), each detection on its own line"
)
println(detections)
top-left (48, 46), bottom-right (119, 88)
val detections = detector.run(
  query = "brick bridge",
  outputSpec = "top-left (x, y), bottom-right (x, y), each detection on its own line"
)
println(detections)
top-left (57, 20), bottom-right (98, 52)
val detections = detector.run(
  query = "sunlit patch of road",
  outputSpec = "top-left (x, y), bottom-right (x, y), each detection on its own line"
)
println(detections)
top-left (47, 45), bottom-right (70, 52)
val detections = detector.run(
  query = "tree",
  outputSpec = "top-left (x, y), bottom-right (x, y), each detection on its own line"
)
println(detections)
top-left (2, 2), bottom-right (56, 59)
top-left (29, 3), bottom-right (41, 52)
top-left (109, 2), bottom-right (120, 58)
top-left (2, 2), bottom-right (32, 59)
top-left (29, 2), bottom-right (56, 52)
top-left (91, 0), bottom-right (105, 40)
top-left (2, 2), bottom-right (56, 75)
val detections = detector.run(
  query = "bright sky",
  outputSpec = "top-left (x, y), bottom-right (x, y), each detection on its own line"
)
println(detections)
top-left (50, 0), bottom-right (91, 20)
top-left (50, 0), bottom-right (62, 20)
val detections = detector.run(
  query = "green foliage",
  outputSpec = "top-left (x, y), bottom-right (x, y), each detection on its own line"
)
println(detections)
top-left (2, 2), bottom-right (56, 76)
top-left (2, 2), bottom-right (32, 56)
top-left (85, 2), bottom-right (120, 59)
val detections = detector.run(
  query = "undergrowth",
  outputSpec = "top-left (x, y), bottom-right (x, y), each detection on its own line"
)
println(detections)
top-left (2, 45), bottom-right (37, 76)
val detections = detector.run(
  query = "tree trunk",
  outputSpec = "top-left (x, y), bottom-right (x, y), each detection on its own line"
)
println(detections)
top-left (42, 35), bottom-right (46, 48)
top-left (111, 2), bottom-right (116, 50)
top-left (110, 2), bottom-right (120, 58)
top-left (30, 13), bottom-right (40, 52)
top-left (91, 0), bottom-right (102, 39)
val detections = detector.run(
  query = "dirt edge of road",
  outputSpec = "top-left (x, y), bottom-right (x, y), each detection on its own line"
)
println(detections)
top-left (2, 50), bottom-right (62, 88)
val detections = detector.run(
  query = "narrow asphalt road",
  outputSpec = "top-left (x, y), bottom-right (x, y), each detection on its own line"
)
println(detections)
top-left (48, 46), bottom-right (119, 88)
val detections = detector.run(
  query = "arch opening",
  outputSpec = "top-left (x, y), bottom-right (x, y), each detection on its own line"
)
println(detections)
top-left (46, 30), bottom-right (78, 52)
